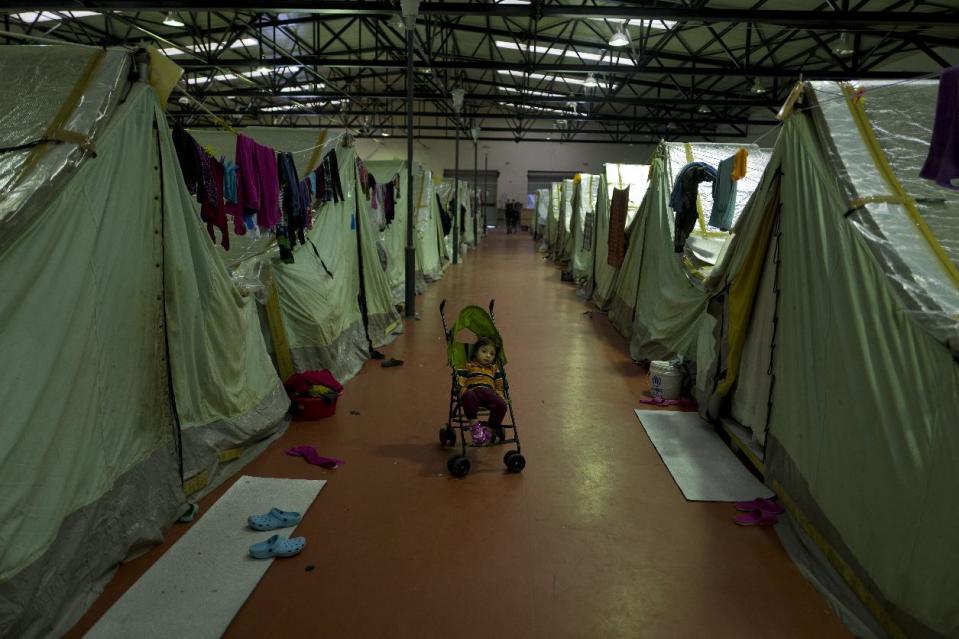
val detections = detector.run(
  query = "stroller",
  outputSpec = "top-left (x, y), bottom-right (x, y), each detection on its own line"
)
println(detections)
top-left (438, 299), bottom-right (526, 477)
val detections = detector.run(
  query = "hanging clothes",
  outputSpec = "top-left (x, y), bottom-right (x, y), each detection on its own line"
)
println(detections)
top-left (669, 162), bottom-right (717, 253)
top-left (278, 151), bottom-right (306, 248)
top-left (235, 134), bottom-right (281, 230)
top-left (437, 194), bottom-right (452, 236)
top-left (384, 181), bottom-right (396, 225)
top-left (198, 152), bottom-right (229, 250)
top-left (329, 151), bottom-right (344, 202)
top-left (920, 64), bottom-right (959, 190)
top-left (222, 159), bottom-right (246, 237)
top-left (171, 124), bottom-right (201, 195)
top-left (607, 186), bottom-right (629, 267)
top-left (709, 155), bottom-right (738, 231)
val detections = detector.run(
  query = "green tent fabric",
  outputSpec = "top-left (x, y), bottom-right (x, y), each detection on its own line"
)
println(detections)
top-left (362, 159), bottom-right (420, 304)
top-left (273, 146), bottom-right (402, 380)
top-left (557, 178), bottom-right (575, 263)
top-left (571, 174), bottom-right (600, 292)
top-left (625, 157), bottom-right (708, 360)
top-left (447, 305), bottom-right (506, 369)
top-left (545, 182), bottom-right (562, 257)
top-left (185, 129), bottom-right (405, 379)
top-left (0, 53), bottom-right (287, 637)
top-left (414, 169), bottom-right (447, 283)
top-left (698, 81), bottom-right (959, 638)
top-left (768, 113), bottom-right (959, 639)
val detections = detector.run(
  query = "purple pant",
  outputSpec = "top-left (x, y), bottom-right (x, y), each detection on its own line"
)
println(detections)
top-left (461, 387), bottom-right (508, 428)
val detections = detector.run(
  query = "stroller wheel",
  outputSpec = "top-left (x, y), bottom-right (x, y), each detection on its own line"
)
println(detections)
top-left (438, 427), bottom-right (456, 447)
top-left (447, 455), bottom-right (471, 478)
top-left (504, 451), bottom-right (526, 473)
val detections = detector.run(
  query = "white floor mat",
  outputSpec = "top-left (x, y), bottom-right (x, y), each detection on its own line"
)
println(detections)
top-left (85, 475), bottom-right (325, 639)
top-left (635, 409), bottom-right (772, 502)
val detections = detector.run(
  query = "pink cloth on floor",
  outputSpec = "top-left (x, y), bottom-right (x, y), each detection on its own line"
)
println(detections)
top-left (286, 445), bottom-right (344, 469)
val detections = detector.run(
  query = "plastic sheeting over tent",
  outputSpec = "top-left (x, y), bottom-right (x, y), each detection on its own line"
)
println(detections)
top-left (699, 80), bottom-right (959, 639)
top-left (0, 47), bottom-right (287, 638)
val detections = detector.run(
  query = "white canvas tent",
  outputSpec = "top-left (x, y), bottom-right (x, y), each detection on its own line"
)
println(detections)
top-left (0, 47), bottom-right (288, 637)
top-left (698, 80), bottom-right (959, 639)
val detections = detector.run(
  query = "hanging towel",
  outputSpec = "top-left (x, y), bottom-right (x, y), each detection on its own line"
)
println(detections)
top-left (920, 65), bottom-right (959, 190)
top-left (709, 155), bottom-right (738, 231)
top-left (607, 186), bottom-right (629, 267)
top-left (198, 153), bottom-right (229, 250)
top-left (384, 181), bottom-right (396, 225)
top-left (171, 124), bottom-right (202, 195)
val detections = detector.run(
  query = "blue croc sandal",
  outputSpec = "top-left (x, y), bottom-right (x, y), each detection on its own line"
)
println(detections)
top-left (249, 534), bottom-right (306, 559)
top-left (248, 508), bottom-right (302, 531)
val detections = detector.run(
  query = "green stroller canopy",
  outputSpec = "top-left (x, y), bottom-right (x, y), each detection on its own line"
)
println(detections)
top-left (447, 305), bottom-right (507, 369)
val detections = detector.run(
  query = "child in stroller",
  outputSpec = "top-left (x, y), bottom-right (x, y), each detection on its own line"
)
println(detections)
top-left (438, 300), bottom-right (526, 477)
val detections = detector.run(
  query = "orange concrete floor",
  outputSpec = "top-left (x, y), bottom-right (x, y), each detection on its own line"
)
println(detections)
top-left (67, 231), bottom-right (850, 639)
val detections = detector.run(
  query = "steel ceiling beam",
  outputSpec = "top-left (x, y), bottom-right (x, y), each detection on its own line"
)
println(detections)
top-left (175, 57), bottom-right (930, 80)
top-left (8, 2), bottom-right (957, 26)
top-left (195, 89), bottom-right (780, 108)
top-left (172, 107), bottom-right (780, 127)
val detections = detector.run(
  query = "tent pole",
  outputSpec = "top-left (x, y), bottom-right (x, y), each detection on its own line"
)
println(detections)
top-left (453, 127), bottom-right (459, 265)
top-left (473, 135), bottom-right (478, 244)
top-left (403, 30), bottom-right (415, 317)
top-left (483, 151), bottom-right (488, 236)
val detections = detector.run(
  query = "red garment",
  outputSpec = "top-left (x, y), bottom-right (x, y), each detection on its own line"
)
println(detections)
top-left (284, 370), bottom-right (343, 396)
top-left (200, 156), bottom-right (229, 250)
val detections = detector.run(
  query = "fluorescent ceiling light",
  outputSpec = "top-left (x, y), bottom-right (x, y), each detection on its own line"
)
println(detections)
top-left (184, 65), bottom-right (301, 85)
top-left (162, 12), bottom-right (184, 27)
top-left (12, 11), bottom-right (99, 22)
top-left (584, 73), bottom-right (599, 88)
top-left (497, 86), bottom-right (565, 98)
top-left (497, 101), bottom-right (586, 117)
top-left (382, 131), bottom-right (391, 137)
top-left (833, 31), bottom-right (854, 57)
top-left (159, 36), bottom-right (259, 57)
top-left (261, 99), bottom-right (342, 112)
top-left (495, 40), bottom-right (633, 66)
top-left (280, 82), bottom-right (326, 92)
top-left (750, 79), bottom-right (766, 94)
top-left (497, 70), bottom-right (616, 90)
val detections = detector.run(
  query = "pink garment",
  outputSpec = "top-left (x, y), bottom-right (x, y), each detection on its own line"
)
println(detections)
top-left (286, 445), bottom-right (344, 469)
top-left (234, 134), bottom-right (282, 230)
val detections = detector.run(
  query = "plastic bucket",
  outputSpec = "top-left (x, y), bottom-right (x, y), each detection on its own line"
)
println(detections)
top-left (292, 396), bottom-right (338, 421)
top-left (649, 361), bottom-right (682, 400)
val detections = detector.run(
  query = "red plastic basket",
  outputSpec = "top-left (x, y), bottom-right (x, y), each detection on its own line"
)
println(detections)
top-left (292, 396), bottom-right (338, 421)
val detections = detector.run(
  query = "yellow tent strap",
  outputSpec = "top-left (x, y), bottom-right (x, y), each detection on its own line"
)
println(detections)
top-left (683, 143), bottom-right (708, 233)
top-left (842, 83), bottom-right (959, 290)
top-left (617, 164), bottom-right (623, 188)
top-left (9, 49), bottom-right (105, 195)
top-left (265, 286), bottom-right (294, 381)
top-left (304, 130), bottom-right (330, 173)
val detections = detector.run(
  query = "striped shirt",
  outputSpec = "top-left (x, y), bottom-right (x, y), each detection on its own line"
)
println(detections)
top-left (456, 362), bottom-right (505, 397)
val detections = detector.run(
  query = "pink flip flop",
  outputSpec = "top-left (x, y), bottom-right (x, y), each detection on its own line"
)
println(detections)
top-left (734, 498), bottom-right (784, 515)
top-left (734, 510), bottom-right (780, 526)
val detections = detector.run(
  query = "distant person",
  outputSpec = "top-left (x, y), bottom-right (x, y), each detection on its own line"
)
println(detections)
top-left (506, 200), bottom-right (519, 234)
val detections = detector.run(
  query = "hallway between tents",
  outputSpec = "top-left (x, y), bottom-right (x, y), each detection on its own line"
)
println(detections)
top-left (67, 231), bottom-right (849, 639)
